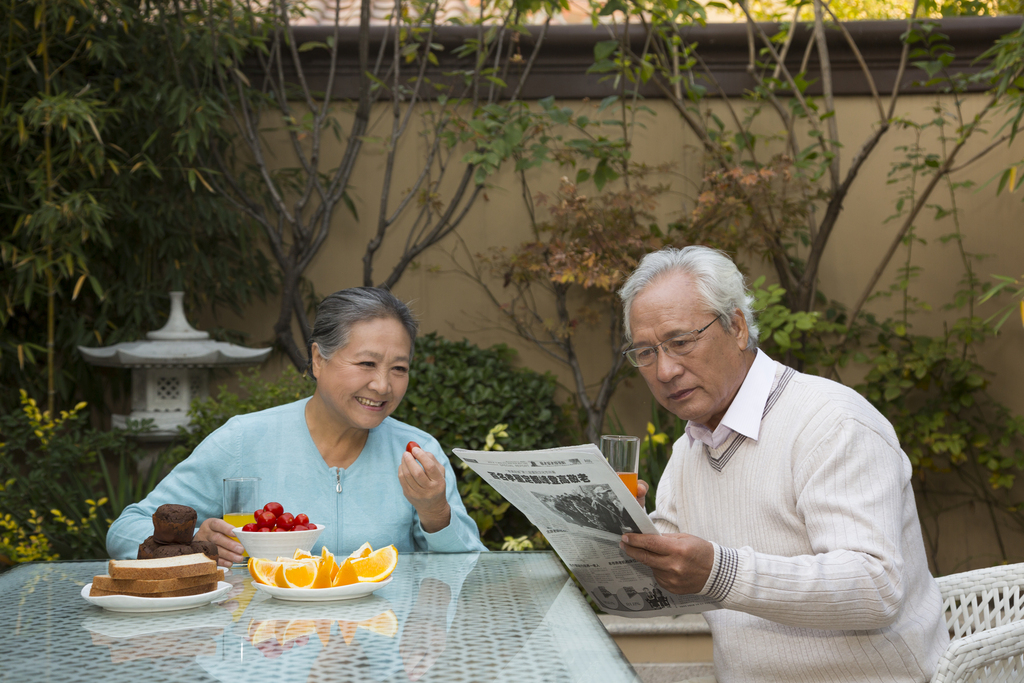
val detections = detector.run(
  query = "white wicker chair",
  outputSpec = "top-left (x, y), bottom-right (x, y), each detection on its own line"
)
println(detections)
top-left (930, 562), bottom-right (1024, 683)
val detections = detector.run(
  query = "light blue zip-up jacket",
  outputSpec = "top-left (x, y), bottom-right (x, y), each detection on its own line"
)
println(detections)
top-left (106, 398), bottom-right (487, 558)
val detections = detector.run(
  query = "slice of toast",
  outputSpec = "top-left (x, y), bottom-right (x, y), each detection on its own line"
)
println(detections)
top-left (92, 569), bottom-right (224, 594)
top-left (108, 553), bottom-right (216, 581)
top-left (89, 581), bottom-right (219, 598)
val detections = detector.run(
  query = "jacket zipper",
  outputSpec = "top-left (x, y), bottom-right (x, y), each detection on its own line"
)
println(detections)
top-left (335, 469), bottom-right (342, 552)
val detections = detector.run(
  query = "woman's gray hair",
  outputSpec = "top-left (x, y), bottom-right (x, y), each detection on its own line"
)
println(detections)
top-left (306, 287), bottom-right (418, 377)
top-left (619, 246), bottom-right (759, 350)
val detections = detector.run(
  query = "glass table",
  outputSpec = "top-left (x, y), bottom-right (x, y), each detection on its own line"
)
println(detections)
top-left (0, 551), bottom-right (640, 682)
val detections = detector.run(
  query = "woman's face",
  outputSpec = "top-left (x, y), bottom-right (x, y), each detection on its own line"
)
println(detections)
top-left (310, 317), bottom-right (412, 434)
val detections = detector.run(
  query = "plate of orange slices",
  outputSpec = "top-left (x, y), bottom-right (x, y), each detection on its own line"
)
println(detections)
top-left (248, 543), bottom-right (397, 602)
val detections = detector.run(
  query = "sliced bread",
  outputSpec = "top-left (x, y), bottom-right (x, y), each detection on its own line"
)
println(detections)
top-left (92, 569), bottom-right (224, 594)
top-left (108, 553), bottom-right (216, 580)
top-left (89, 581), bottom-right (218, 598)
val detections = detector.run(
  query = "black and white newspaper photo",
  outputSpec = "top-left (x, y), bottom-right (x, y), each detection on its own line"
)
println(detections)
top-left (453, 444), bottom-right (717, 618)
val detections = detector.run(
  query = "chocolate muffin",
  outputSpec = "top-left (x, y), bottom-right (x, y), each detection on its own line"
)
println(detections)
top-left (137, 536), bottom-right (195, 559)
top-left (190, 539), bottom-right (219, 564)
top-left (152, 504), bottom-right (197, 545)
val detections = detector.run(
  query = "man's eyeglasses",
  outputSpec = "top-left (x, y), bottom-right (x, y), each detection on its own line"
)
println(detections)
top-left (623, 319), bottom-right (718, 367)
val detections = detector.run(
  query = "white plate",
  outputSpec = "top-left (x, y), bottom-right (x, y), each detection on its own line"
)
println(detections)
top-left (80, 581), bottom-right (233, 613)
top-left (251, 576), bottom-right (392, 602)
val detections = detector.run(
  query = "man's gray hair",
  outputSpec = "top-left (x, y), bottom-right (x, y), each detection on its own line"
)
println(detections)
top-left (306, 287), bottom-right (418, 377)
top-left (619, 246), bottom-right (759, 350)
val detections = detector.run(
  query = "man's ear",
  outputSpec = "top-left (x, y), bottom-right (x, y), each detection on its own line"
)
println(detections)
top-left (731, 309), bottom-right (750, 351)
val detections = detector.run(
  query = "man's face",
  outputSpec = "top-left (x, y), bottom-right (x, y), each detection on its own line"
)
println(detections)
top-left (628, 270), bottom-right (751, 430)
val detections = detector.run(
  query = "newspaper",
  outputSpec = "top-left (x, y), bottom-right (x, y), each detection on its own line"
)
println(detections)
top-left (453, 443), bottom-right (717, 617)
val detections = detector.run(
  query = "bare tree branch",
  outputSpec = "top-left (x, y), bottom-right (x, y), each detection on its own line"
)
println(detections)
top-left (812, 0), bottom-right (840, 188)
top-left (821, 0), bottom-right (885, 121)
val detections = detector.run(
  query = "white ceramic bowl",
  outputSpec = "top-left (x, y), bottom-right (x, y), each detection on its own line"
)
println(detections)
top-left (234, 524), bottom-right (325, 560)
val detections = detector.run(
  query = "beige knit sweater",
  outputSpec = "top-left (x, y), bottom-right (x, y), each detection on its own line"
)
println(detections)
top-left (651, 362), bottom-right (949, 682)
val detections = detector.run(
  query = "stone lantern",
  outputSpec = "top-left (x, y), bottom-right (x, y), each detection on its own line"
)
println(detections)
top-left (78, 292), bottom-right (272, 442)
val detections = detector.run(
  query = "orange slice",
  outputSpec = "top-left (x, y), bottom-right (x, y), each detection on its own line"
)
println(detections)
top-left (249, 558), bottom-right (282, 586)
top-left (282, 561), bottom-right (318, 588)
top-left (272, 562), bottom-right (289, 588)
top-left (293, 549), bottom-right (314, 560)
top-left (358, 610), bottom-right (398, 638)
top-left (351, 545), bottom-right (398, 582)
top-left (270, 559), bottom-right (310, 588)
top-left (314, 548), bottom-right (337, 589)
top-left (332, 558), bottom-right (359, 587)
top-left (348, 542), bottom-right (373, 560)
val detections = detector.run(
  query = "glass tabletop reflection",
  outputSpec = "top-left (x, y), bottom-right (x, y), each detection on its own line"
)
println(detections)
top-left (0, 551), bottom-right (640, 683)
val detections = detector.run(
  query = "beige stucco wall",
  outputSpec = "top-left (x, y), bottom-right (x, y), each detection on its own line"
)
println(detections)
top-left (204, 91), bottom-right (1024, 572)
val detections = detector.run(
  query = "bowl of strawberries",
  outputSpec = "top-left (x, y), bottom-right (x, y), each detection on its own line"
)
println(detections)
top-left (233, 502), bottom-right (324, 560)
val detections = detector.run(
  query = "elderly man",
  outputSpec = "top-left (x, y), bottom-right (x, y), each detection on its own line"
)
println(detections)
top-left (617, 246), bottom-right (948, 682)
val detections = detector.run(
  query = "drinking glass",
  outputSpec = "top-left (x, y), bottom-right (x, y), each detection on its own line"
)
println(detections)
top-left (600, 435), bottom-right (640, 497)
top-left (223, 477), bottom-right (260, 556)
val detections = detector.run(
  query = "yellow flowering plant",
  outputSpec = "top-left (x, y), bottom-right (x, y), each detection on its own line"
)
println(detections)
top-left (0, 391), bottom-right (145, 565)
top-left (0, 485), bottom-right (58, 566)
top-left (482, 424), bottom-right (510, 451)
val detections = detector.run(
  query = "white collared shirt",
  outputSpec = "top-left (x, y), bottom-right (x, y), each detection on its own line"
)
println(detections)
top-left (685, 348), bottom-right (775, 449)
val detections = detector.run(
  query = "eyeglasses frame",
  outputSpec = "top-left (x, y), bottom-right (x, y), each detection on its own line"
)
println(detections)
top-left (622, 318), bottom-right (719, 367)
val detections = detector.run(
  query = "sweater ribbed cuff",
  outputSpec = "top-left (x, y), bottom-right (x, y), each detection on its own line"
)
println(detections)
top-left (701, 543), bottom-right (739, 603)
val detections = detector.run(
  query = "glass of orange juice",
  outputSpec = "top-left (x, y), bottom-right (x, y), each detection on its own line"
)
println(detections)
top-left (600, 435), bottom-right (640, 497)
top-left (223, 477), bottom-right (260, 558)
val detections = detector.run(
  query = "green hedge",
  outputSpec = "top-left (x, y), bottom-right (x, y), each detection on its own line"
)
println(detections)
top-left (393, 333), bottom-right (562, 453)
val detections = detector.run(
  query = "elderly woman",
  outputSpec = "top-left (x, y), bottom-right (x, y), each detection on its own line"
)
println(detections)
top-left (107, 288), bottom-right (486, 565)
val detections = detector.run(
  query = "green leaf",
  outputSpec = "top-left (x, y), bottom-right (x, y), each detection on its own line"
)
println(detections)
top-left (592, 162), bottom-right (619, 191)
top-left (88, 275), bottom-right (104, 299)
top-left (594, 40), bottom-right (619, 62)
top-left (598, 0), bottom-right (627, 16)
top-left (997, 167), bottom-right (1011, 195)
